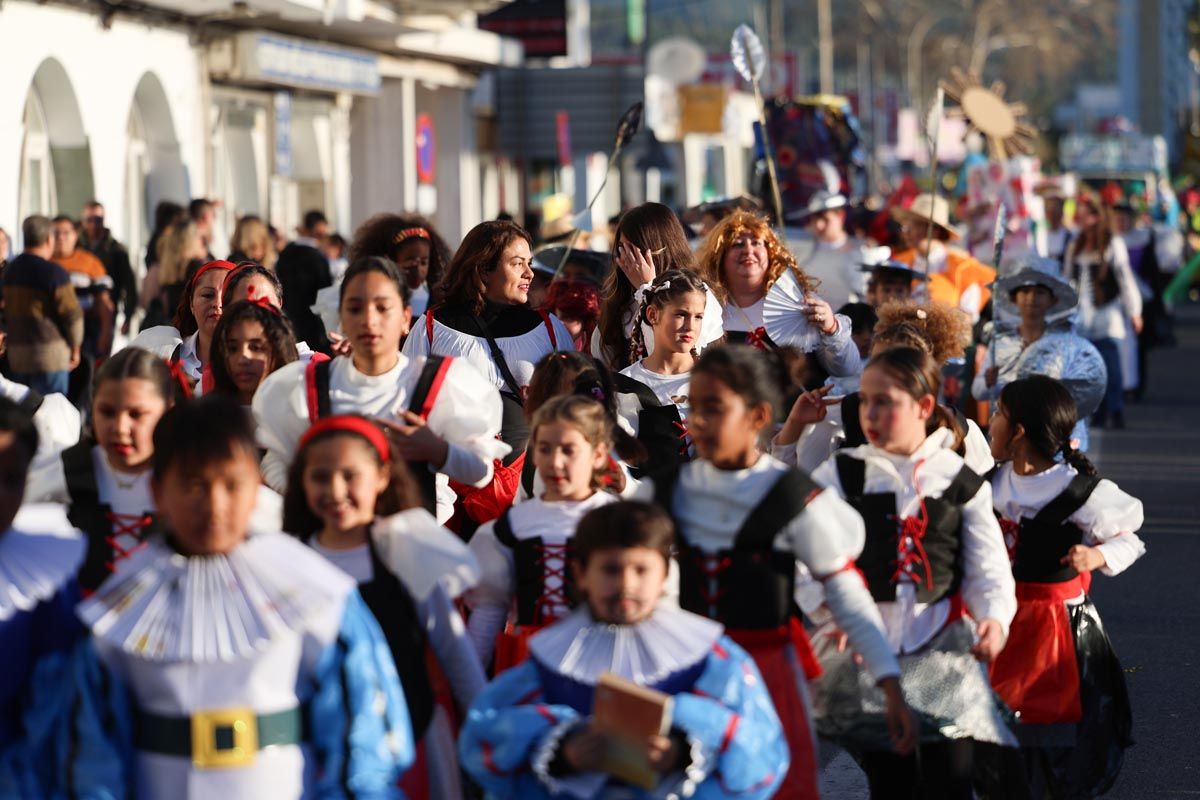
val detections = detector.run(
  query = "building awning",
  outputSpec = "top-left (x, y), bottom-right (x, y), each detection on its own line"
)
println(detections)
top-left (209, 31), bottom-right (381, 94)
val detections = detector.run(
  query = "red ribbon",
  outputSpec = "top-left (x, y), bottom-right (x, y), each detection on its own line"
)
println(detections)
top-left (746, 327), bottom-right (769, 350)
top-left (245, 284), bottom-right (281, 314)
top-left (164, 357), bottom-right (193, 399)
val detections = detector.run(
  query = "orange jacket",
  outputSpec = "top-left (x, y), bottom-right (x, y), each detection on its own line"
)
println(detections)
top-left (892, 247), bottom-right (995, 312)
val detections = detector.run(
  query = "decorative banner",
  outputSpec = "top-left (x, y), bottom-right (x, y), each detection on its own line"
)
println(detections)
top-left (555, 111), bottom-right (572, 168)
top-left (478, 0), bottom-right (567, 58)
top-left (764, 97), bottom-right (865, 215)
top-left (415, 113), bottom-right (436, 185)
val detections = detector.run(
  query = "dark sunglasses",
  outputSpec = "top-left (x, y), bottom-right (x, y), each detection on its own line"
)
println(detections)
top-left (85, 215), bottom-right (104, 225)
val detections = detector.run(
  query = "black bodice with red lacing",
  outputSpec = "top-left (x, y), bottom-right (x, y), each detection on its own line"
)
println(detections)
top-left (612, 372), bottom-right (692, 478)
top-left (492, 509), bottom-right (575, 626)
top-left (835, 453), bottom-right (984, 605)
top-left (1000, 472), bottom-right (1101, 584)
top-left (62, 441), bottom-right (166, 593)
top-left (655, 465), bottom-right (820, 629)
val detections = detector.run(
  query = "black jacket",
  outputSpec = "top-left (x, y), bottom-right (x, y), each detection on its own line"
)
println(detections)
top-left (276, 241), bottom-right (332, 354)
top-left (83, 230), bottom-right (137, 320)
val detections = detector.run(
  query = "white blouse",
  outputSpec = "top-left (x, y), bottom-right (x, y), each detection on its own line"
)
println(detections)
top-left (0, 373), bottom-right (82, 503)
top-left (128, 326), bottom-right (200, 380)
top-left (252, 354), bottom-right (507, 522)
top-left (1065, 239), bottom-right (1143, 341)
top-left (634, 455), bottom-right (901, 682)
top-left (990, 462), bottom-right (1145, 578)
top-left (617, 361), bottom-right (691, 434)
top-left (466, 492), bottom-right (617, 664)
top-left (810, 428), bottom-right (1017, 655)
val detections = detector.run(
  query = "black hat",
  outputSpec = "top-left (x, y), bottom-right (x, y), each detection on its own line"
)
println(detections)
top-left (858, 246), bottom-right (929, 282)
top-left (532, 246), bottom-right (611, 282)
top-left (682, 195), bottom-right (762, 225)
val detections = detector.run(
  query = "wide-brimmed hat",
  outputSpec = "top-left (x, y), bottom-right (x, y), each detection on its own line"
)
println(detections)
top-left (889, 193), bottom-right (960, 240)
top-left (996, 255), bottom-right (1078, 317)
top-left (682, 195), bottom-right (762, 225)
top-left (532, 246), bottom-right (611, 282)
top-left (786, 189), bottom-right (849, 224)
top-left (857, 246), bottom-right (930, 283)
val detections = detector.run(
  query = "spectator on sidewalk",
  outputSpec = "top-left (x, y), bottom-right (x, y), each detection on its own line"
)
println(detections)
top-left (189, 197), bottom-right (218, 260)
top-left (228, 214), bottom-right (276, 270)
top-left (0, 215), bottom-right (83, 396)
top-left (0, 227), bottom-right (10, 270)
top-left (275, 209), bottom-right (332, 354)
top-left (81, 200), bottom-right (138, 336)
top-left (52, 215), bottom-right (115, 361)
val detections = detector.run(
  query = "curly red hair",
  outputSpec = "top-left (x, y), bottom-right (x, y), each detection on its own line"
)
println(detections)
top-left (695, 209), bottom-right (817, 303)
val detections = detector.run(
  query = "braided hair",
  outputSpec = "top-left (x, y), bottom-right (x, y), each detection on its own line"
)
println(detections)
top-left (629, 268), bottom-right (709, 365)
top-left (998, 375), bottom-right (1097, 476)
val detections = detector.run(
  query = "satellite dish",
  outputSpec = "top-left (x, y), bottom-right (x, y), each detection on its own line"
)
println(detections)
top-left (647, 37), bottom-right (707, 85)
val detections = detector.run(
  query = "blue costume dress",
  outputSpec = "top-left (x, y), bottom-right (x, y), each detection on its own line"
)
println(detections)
top-left (0, 504), bottom-right (87, 798)
top-left (459, 604), bottom-right (787, 799)
top-left (66, 530), bottom-right (415, 799)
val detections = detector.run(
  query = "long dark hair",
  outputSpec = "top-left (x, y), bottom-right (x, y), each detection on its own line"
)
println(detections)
top-left (434, 220), bottom-right (531, 315)
top-left (630, 268), bottom-right (708, 364)
top-left (339, 256), bottom-right (411, 308)
top-left (349, 213), bottom-right (451, 297)
top-left (864, 347), bottom-right (966, 455)
top-left (208, 301), bottom-right (300, 399)
top-left (93, 346), bottom-right (183, 409)
top-left (282, 422), bottom-right (425, 538)
top-left (598, 203), bottom-right (695, 369)
top-left (999, 375), bottom-right (1097, 476)
top-left (692, 344), bottom-right (781, 419)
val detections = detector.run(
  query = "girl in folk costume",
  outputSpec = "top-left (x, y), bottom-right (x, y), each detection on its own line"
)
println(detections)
top-left (284, 414), bottom-right (485, 800)
top-left (515, 350), bottom-right (646, 502)
top-left (255, 256), bottom-right (506, 524)
top-left (207, 300), bottom-right (300, 409)
top-left (0, 399), bottom-right (88, 795)
top-left (220, 262), bottom-right (317, 364)
top-left (988, 376), bottom-right (1141, 798)
top-left (460, 501), bottom-right (789, 800)
top-left (637, 345), bottom-right (916, 800)
top-left (616, 269), bottom-right (707, 475)
top-left (0, 368), bottom-right (82, 502)
top-left (349, 213), bottom-right (451, 319)
top-left (403, 221), bottom-right (572, 524)
top-left (70, 396), bottom-right (414, 798)
top-left (592, 203), bottom-right (724, 371)
top-left (129, 258), bottom-right (236, 390)
top-left (1063, 193), bottom-right (1143, 429)
top-left (806, 347), bottom-right (1017, 800)
top-left (779, 300), bottom-right (995, 476)
top-left (467, 396), bottom-right (625, 672)
top-left (28, 349), bottom-right (178, 593)
top-left (695, 209), bottom-right (859, 379)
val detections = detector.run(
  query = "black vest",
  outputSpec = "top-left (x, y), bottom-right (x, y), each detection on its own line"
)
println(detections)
top-left (835, 453), bottom-right (984, 604)
top-left (351, 536), bottom-right (436, 740)
top-left (612, 372), bottom-right (689, 479)
top-left (492, 509), bottom-right (575, 626)
top-left (1008, 473), bottom-right (1102, 584)
top-left (62, 441), bottom-right (166, 593)
top-left (839, 393), bottom-right (969, 451)
top-left (308, 356), bottom-right (447, 514)
top-left (655, 466), bottom-right (819, 629)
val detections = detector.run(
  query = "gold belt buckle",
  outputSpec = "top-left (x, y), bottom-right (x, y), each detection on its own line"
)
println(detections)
top-left (190, 707), bottom-right (258, 769)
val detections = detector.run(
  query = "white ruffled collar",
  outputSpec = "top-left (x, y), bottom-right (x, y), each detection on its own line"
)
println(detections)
top-left (79, 531), bottom-right (355, 662)
top-left (370, 508), bottom-right (479, 600)
top-left (528, 605), bottom-right (723, 687)
top-left (0, 505), bottom-right (85, 621)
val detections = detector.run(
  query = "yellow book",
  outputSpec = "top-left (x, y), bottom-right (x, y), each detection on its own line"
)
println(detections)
top-left (591, 672), bottom-right (674, 790)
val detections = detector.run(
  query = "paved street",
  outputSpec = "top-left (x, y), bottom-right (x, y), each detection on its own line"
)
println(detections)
top-left (821, 303), bottom-right (1200, 798)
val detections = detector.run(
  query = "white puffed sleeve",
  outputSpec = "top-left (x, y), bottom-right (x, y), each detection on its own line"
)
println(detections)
top-left (815, 314), bottom-right (862, 377)
top-left (124, 325), bottom-right (182, 360)
top-left (796, 411), bottom-right (845, 473)
top-left (632, 283), bottom-right (725, 357)
top-left (251, 360), bottom-right (313, 494)
top-left (24, 452), bottom-right (69, 504)
top-left (546, 313), bottom-right (576, 353)
top-left (419, 584), bottom-right (487, 708)
top-left (372, 509), bottom-right (481, 600)
top-left (1072, 479), bottom-right (1146, 576)
top-left (418, 357), bottom-right (509, 488)
top-left (24, 394), bottom-right (81, 503)
top-left (959, 480), bottom-right (1017, 636)
top-left (401, 315), bottom-right (432, 359)
top-left (962, 420), bottom-right (995, 475)
top-left (465, 522), bottom-right (515, 665)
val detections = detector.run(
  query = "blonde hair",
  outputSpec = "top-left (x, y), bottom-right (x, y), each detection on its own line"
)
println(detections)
top-left (156, 220), bottom-right (200, 286)
top-left (530, 395), bottom-right (614, 487)
top-left (873, 300), bottom-right (972, 365)
top-left (695, 209), bottom-right (817, 303)
top-left (230, 216), bottom-right (276, 269)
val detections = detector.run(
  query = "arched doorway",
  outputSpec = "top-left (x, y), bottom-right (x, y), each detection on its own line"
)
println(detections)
top-left (126, 73), bottom-right (188, 274)
top-left (18, 58), bottom-right (94, 236)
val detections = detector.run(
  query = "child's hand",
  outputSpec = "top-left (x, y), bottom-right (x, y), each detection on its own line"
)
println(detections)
top-left (971, 618), bottom-right (1006, 663)
top-left (879, 677), bottom-right (917, 755)
top-left (776, 384), bottom-right (839, 446)
top-left (376, 413), bottom-right (450, 468)
top-left (1061, 544), bottom-right (1106, 573)
top-left (327, 330), bottom-right (353, 357)
top-left (646, 734), bottom-right (684, 774)
top-left (562, 726), bottom-right (607, 773)
top-left (984, 366), bottom-right (1000, 387)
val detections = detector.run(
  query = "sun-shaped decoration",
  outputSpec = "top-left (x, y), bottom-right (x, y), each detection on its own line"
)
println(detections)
top-left (940, 67), bottom-right (1037, 161)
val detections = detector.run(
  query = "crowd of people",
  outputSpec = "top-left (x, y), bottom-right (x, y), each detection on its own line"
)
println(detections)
top-left (0, 186), bottom-right (1156, 799)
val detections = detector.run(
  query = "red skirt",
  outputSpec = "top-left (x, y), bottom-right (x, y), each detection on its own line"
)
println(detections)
top-left (990, 575), bottom-right (1088, 725)
top-left (729, 619), bottom-right (822, 800)
top-left (492, 623), bottom-right (548, 675)
top-left (398, 646), bottom-right (461, 800)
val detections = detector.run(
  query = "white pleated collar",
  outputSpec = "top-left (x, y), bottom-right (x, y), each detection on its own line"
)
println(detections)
top-left (0, 505), bottom-right (86, 621)
top-left (528, 605), bottom-right (723, 687)
top-left (79, 530), bottom-right (355, 662)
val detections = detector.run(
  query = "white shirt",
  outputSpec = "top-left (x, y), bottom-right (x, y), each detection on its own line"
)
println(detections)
top-left (126, 327), bottom-right (201, 381)
top-left (810, 429), bottom-right (1016, 655)
top-left (990, 462), bottom-right (1145, 578)
top-left (634, 455), bottom-right (900, 682)
top-left (1065, 239), bottom-right (1143, 341)
top-left (0, 374), bottom-right (82, 503)
top-left (721, 298), bottom-right (766, 333)
top-left (253, 354), bottom-right (506, 522)
top-left (466, 492), bottom-right (618, 664)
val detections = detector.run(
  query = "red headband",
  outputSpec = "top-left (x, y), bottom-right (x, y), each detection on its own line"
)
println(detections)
top-left (393, 227), bottom-right (430, 245)
top-left (298, 415), bottom-right (391, 462)
top-left (190, 259), bottom-right (236, 290)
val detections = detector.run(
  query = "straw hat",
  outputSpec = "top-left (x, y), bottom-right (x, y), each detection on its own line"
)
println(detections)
top-left (889, 194), bottom-right (959, 240)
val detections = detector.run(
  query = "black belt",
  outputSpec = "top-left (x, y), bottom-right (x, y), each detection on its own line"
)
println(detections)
top-left (135, 705), bottom-right (303, 768)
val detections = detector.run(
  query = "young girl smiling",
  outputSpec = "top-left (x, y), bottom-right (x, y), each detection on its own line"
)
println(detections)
top-left (988, 375), bottom-right (1141, 798)
top-left (808, 347), bottom-right (1017, 799)
top-left (467, 395), bottom-right (621, 672)
top-left (284, 414), bottom-right (485, 799)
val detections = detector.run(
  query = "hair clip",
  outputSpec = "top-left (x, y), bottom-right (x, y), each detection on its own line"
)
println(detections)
top-left (916, 309), bottom-right (928, 320)
top-left (590, 385), bottom-right (606, 403)
top-left (651, 279), bottom-right (672, 293)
